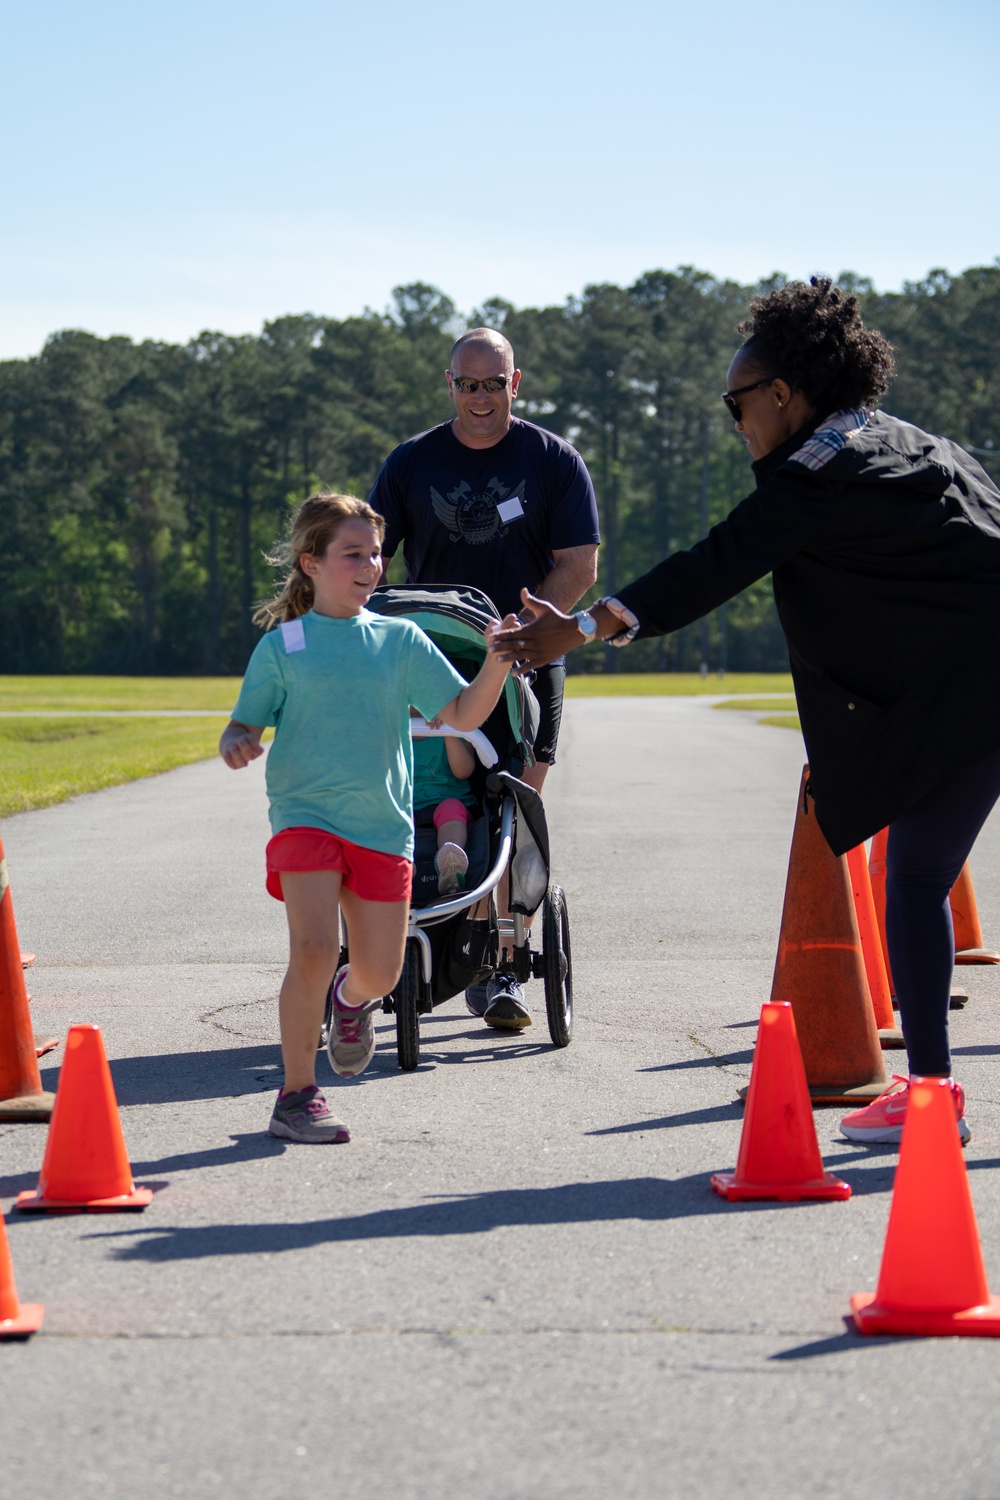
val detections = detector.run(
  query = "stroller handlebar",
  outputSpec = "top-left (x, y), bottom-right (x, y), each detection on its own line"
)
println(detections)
top-left (410, 718), bottom-right (499, 768)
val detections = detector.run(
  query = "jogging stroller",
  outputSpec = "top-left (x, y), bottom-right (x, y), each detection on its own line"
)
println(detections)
top-left (366, 583), bottom-right (573, 1071)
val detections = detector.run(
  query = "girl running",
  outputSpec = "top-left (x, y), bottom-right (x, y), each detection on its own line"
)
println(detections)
top-left (220, 493), bottom-right (513, 1144)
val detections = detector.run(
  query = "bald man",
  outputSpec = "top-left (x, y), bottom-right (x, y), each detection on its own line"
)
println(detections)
top-left (369, 327), bottom-right (600, 1028)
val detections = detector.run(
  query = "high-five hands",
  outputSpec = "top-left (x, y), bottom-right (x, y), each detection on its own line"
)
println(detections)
top-left (425, 614), bottom-right (519, 729)
top-left (489, 588), bottom-right (587, 672)
top-left (484, 612), bottom-right (522, 660)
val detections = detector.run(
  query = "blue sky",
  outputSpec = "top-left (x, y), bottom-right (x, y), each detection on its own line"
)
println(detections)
top-left (2, 0), bottom-right (998, 358)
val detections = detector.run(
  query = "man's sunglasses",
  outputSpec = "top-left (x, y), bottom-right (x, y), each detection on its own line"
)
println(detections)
top-left (449, 374), bottom-right (512, 395)
top-left (721, 378), bottom-right (772, 422)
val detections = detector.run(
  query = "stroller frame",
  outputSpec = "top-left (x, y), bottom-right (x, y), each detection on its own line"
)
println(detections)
top-left (391, 748), bottom-right (573, 1071)
top-left (354, 584), bottom-right (574, 1070)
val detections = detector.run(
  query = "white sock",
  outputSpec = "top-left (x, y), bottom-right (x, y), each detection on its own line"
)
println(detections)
top-left (336, 967), bottom-right (366, 1009)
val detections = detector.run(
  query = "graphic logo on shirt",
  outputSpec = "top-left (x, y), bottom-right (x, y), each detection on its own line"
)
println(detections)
top-left (430, 477), bottom-right (526, 546)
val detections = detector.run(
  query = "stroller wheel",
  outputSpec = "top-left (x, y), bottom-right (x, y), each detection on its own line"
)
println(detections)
top-left (542, 884), bottom-right (573, 1047)
top-left (395, 939), bottom-right (422, 1071)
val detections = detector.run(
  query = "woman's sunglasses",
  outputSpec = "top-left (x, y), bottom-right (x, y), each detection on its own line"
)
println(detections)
top-left (721, 378), bottom-right (772, 422)
top-left (449, 374), bottom-right (512, 395)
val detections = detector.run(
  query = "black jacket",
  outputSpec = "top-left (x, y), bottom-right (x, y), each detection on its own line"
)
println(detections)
top-left (616, 411), bottom-right (1000, 854)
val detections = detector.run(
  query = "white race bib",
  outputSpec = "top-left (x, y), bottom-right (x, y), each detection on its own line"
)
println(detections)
top-left (497, 497), bottom-right (525, 523)
top-left (280, 619), bottom-right (306, 653)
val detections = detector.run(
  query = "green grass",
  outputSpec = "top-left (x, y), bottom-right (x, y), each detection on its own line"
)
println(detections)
top-left (0, 716), bottom-right (234, 817)
top-left (713, 695), bottom-right (802, 732)
top-left (0, 671), bottom-right (799, 816)
top-left (711, 695), bottom-right (794, 710)
top-left (1, 672), bottom-right (795, 710)
top-left (0, 675), bottom-right (241, 711)
top-left (564, 672), bottom-right (793, 697)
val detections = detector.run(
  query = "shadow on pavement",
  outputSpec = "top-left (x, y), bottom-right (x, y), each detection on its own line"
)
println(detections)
top-left (129, 1134), bottom-right (287, 1176)
top-left (770, 1316), bottom-right (970, 1359)
top-left (0, 1169), bottom-right (50, 1197)
top-left (371, 1036), bottom-right (554, 1073)
top-left (0, 1134), bottom-right (284, 1200)
top-left (587, 1103), bottom-right (744, 1134)
top-left (39, 1044), bottom-right (285, 1105)
top-left (824, 1165), bottom-right (896, 1196)
top-left (85, 1174), bottom-right (871, 1260)
top-left (638, 1051), bottom-right (754, 1074)
top-left (35, 1026), bottom-right (549, 1102)
top-left (769, 1329), bottom-right (877, 1360)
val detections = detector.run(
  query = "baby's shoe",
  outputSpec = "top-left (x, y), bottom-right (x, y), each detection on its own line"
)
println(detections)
top-left (435, 842), bottom-right (469, 894)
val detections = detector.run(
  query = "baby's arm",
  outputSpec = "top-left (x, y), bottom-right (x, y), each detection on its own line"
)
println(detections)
top-left (219, 720), bottom-right (265, 769)
top-left (434, 616), bottom-right (517, 732)
top-left (444, 735), bottom-right (477, 781)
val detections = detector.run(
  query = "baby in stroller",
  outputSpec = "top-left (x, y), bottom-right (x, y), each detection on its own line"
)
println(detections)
top-left (411, 721), bottom-right (478, 894)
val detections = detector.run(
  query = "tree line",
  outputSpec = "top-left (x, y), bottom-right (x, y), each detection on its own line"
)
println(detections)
top-left (2, 264), bottom-right (999, 676)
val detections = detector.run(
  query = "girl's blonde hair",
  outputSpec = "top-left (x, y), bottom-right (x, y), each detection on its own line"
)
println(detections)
top-left (253, 492), bottom-right (386, 628)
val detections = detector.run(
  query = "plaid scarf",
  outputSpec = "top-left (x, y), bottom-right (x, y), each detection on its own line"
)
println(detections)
top-left (790, 408), bottom-right (870, 472)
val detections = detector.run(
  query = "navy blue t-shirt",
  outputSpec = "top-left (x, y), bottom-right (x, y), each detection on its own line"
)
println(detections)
top-left (368, 418), bottom-right (601, 618)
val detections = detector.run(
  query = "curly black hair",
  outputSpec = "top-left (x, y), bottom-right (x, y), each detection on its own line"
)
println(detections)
top-left (737, 277), bottom-right (895, 414)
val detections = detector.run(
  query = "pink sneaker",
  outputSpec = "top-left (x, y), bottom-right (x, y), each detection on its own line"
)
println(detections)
top-left (839, 1074), bottom-right (971, 1145)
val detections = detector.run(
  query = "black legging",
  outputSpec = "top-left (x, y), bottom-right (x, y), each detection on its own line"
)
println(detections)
top-left (886, 747), bottom-right (1000, 1076)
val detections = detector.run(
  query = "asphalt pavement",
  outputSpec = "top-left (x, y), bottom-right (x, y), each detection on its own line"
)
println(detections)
top-left (3, 696), bottom-right (1000, 1499)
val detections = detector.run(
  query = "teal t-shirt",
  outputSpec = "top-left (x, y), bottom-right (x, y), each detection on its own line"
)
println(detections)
top-left (413, 736), bottom-right (478, 814)
top-left (231, 609), bottom-right (469, 858)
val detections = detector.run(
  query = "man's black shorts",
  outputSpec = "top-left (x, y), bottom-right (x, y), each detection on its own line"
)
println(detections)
top-left (528, 662), bottom-right (566, 766)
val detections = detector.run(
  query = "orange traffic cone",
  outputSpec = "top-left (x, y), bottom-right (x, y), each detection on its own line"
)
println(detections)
top-left (17, 946), bottom-right (59, 1058)
top-left (846, 843), bottom-right (904, 1048)
top-left (951, 862), bottom-right (1000, 964)
top-left (713, 1002), bottom-right (850, 1201)
top-left (850, 1077), bottom-right (1000, 1335)
top-left (867, 828), bottom-right (894, 990)
top-left (0, 1205), bottom-right (44, 1339)
top-left (765, 768), bottom-right (888, 1105)
top-left (0, 841), bottom-right (56, 1122)
top-left (17, 1025), bottom-right (152, 1213)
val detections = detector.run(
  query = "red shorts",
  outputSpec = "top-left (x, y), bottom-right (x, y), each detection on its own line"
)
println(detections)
top-left (265, 827), bottom-right (412, 903)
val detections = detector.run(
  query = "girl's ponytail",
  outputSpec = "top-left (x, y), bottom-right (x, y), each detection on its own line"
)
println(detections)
top-left (252, 565), bottom-right (314, 628)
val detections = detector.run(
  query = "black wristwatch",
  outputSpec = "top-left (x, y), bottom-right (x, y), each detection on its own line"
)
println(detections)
top-left (574, 609), bottom-right (598, 643)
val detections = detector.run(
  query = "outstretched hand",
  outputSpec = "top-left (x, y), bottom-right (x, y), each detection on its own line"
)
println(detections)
top-left (489, 589), bottom-right (584, 671)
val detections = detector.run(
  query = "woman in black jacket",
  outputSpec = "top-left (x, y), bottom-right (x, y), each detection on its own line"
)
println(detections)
top-left (493, 277), bottom-right (1000, 1146)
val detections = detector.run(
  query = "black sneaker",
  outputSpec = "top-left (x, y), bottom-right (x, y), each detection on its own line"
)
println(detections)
top-left (483, 969), bottom-right (532, 1030)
